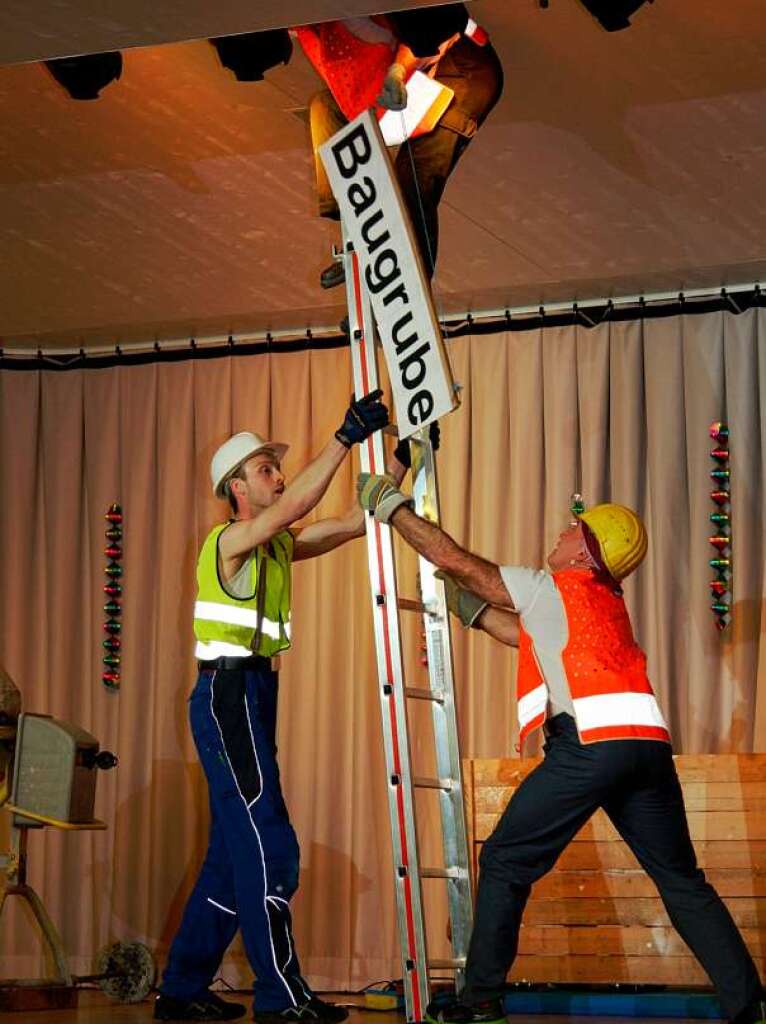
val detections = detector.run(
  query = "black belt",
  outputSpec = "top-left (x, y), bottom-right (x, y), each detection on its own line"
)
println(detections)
top-left (198, 655), bottom-right (272, 671)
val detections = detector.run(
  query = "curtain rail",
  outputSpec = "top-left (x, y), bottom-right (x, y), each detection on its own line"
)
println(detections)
top-left (1, 282), bottom-right (763, 370)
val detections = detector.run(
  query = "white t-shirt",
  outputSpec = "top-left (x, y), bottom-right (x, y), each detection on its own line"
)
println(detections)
top-left (499, 566), bottom-right (574, 718)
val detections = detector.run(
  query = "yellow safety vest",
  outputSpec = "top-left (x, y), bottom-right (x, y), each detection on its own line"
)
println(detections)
top-left (193, 523), bottom-right (293, 660)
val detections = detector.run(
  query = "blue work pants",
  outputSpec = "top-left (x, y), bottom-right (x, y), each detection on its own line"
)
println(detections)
top-left (161, 661), bottom-right (310, 1011)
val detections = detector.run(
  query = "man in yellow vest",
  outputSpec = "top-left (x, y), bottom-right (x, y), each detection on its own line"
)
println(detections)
top-left (155, 390), bottom-right (390, 1023)
top-left (357, 476), bottom-right (765, 1024)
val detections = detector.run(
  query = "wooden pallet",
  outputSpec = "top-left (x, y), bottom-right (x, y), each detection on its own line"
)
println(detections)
top-left (464, 754), bottom-right (766, 985)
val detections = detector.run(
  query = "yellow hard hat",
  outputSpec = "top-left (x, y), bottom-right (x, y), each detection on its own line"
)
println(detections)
top-left (577, 503), bottom-right (647, 581)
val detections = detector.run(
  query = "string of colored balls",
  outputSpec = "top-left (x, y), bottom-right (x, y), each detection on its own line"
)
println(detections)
top-left (103, 503), bottom-right (123, 689)
top-left (708, 423), bottom-right (731, 631)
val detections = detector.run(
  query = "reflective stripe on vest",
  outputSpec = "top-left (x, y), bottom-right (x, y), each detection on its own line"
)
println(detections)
top-left (517, 682), bottom-right (547, 736)
top-left (573, 691), bottom-right (667, 734)
top-left (195, 639), bottom-right (253, 660)
top-left (194, 600), bottom-right (290, 641)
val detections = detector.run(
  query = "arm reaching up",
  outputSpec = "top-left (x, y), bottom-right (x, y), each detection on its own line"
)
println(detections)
top-left (220, 390), bottom-right (388, 567)
top-left (292, 431), bottom-right (408, 561)
top-left (357, 473), bottom-right (513, 609)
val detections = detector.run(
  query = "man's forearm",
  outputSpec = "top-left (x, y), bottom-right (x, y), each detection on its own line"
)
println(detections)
top-left (278, 437), bottom-right (348, 523)
top-left (324, 452), bottom-right (405, 544)
top-left (294, 448), bottom-right (407, 559)
top-left (476, 606), bottom-right (520, 647)
top-left (388, 506), bottom-right (512, 608)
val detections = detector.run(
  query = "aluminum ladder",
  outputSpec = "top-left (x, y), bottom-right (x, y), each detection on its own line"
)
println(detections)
top-left (338, 236), bottom-right (473, 1023)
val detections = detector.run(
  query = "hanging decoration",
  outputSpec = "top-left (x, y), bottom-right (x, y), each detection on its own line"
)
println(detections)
top-left (708, 423), bottom-right (731, 632)
top-left (103, 503), bottom-right (123, 689)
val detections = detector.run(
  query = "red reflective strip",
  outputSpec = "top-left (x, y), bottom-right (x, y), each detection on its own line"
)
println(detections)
top-left (351, 251), bottom-right (422, 1019)
top-left (580, 724), bottom-right (671, 744)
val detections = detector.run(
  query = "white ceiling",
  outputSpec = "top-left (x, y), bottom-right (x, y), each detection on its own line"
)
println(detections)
top-left (2, 0), bottom-right (766, 351)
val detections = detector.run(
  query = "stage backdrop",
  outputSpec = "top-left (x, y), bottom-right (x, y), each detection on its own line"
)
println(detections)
top-left (1, 308), bottom-right (765, 988)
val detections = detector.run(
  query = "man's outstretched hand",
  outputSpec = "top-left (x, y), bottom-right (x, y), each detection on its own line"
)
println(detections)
top-left (335, 389), bottom-right (389, 448)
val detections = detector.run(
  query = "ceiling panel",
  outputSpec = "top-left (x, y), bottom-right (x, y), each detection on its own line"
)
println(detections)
top-left (0, 0), bottom-right (451, 66)
top-left (2, 0), bottom-right (766, 350)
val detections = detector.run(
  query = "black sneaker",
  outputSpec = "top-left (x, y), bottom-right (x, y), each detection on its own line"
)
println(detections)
top-left (426, 997), bottom-right (506, 1024)
top-left (732, 998), bottom-right (766, 1024)
top-left (154, 991), bottom-right (247, 1021)
top-left (253, 996), bottom-right (349, 1024)
top-left (320, 263), bottom-right (346, 290)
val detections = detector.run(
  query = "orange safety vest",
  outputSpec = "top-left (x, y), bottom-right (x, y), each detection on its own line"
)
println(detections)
top-left (295, 18), bottom-right (466, 142)
top-left (516, 569), bottom-right (670, 747)
top-left (296, 19), bottom-right (398, 122)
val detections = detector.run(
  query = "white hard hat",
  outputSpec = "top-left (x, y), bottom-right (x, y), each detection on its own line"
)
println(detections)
top-left (210, 431), bottom-right (289, 498)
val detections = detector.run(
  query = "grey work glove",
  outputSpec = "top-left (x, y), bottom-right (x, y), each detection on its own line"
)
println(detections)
top-left (357, 472), bottom-right (414, 524)
top-left (335, 389), bottom-right (389, 448)
top-left (434, 570), bottom-right (488, 628)
top-left (377, 63), bottom-right (408, 111)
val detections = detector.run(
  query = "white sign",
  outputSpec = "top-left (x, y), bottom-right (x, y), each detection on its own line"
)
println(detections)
top-left (319, 109), bottom-right (458, 439)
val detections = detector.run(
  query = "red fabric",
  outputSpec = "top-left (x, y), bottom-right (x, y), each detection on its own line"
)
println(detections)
top-left (516, 627), bottom-right (545, 747)
top-left (516, 569), bottom-right (670, 746)
top-left (465, 23), bottom-right (489, 46)
top-left (295, 20), bottom-right (396, 121)
top-left (558, 570), bottom-right (656, 701)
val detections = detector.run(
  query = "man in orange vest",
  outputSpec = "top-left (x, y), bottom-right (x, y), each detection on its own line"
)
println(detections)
top-left (356, 476), bottom-right (765, 1024)
top-left (295, 4), bottom-right (503, 289)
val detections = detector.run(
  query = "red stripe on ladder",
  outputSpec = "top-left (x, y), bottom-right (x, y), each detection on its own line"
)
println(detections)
top-left (351, 252), bottom-right (422, 1022)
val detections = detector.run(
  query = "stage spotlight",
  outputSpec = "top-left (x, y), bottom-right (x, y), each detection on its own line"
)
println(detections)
top-left (211, 29), bottom-right (292, 82)
top-left (45, 51), bottom-right (122, 99)
top-left (576, 0), bottom-right (653, 31)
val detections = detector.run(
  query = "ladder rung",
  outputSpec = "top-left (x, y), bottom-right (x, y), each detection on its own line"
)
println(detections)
top-left (405, 686), bottom-right (444, 703)
top-left (413, 776), bottom-right (453, 791)
top-left (420, 867), bottom-right (466, 879)
top-left (428, 958), bottom-right (466, 970)
top-left (397, 597), bottom-right (426, 613)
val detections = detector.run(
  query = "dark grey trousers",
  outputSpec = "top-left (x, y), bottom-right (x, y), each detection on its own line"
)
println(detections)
top-left (463, 713), bottom-right (762, 1020)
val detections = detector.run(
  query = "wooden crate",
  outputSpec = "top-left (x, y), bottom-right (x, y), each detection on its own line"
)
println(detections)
top-left (463, 754), bottom-right (766, 985)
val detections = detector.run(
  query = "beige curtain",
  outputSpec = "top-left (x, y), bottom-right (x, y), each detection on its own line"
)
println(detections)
top-left (1, 309), bottom-right (765, 987)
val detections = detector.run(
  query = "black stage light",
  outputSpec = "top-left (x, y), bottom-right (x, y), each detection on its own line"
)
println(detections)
top-left (576, 0), bottom-right (653, 31)
top-left (45, 51), bottom-right (122, 99)
top-left (211, 29), bottom-right (292, 82)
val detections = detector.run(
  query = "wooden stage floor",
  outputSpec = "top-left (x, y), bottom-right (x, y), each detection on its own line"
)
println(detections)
top-left (0, 991), bottom-right (711, 1024)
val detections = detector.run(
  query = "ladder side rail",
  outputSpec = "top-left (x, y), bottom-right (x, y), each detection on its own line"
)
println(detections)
top-left (410, 439), bottom-right (474, 989)
top-left (342, 237), bottom-right (430, 1022)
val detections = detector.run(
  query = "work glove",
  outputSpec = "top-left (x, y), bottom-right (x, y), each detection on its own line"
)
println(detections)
top-left (335, 389), bottom-right (389, 448)
top-left (434, 570), bottom-right (488, 628)
top-left (393, 422), bottom-right (441, 470)
top-left (377, 63), bottom-right (408, 111)
top-left (357, 472), bottom-right (414, 524)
